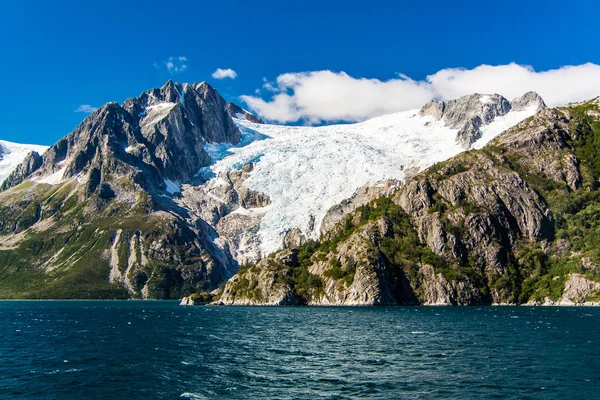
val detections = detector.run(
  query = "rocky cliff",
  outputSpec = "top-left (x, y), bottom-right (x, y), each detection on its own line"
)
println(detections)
top-left (0, 140), bottom-right (48, 188)
top-left (217, 98), bottom-right (600, 305)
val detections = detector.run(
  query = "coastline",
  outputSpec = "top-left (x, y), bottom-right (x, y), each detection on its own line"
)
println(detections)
top-left (180, 296), bottom-right (600, 307)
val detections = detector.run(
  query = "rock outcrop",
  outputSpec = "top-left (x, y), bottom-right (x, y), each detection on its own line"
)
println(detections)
top-left (419, 92), bottom-right (546, 147)
top-left (320, 180), bottom-right (400, 236)
top-left (559, 274), bottom-right (600, 305)
top-left (226, 102), bottom-right (264, 124)
top-left (0, 151), bottom-right (43, 190)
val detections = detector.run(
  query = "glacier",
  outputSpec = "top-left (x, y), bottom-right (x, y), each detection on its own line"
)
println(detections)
top-left (205, 105), bottom-right (538, 255)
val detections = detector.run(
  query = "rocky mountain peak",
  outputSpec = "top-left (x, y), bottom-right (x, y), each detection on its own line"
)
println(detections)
top-left (2, 81), bottom-right (245, 193)
top-left (419, 92), bottom-right (546, 148)
top-left (511, 91), bottom-right (546, 112)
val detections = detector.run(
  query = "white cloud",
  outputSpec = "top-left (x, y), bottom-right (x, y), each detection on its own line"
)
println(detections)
top-left (212, 68), bottom-right (237, 80)
top-left (75, 104), bottom-right (98, 113)
top-left (160, 56), bottom-right (188, 74)
top-left (241, 63), bottom-right (600, 124)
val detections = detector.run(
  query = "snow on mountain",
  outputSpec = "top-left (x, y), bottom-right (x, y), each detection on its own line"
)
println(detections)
top-left (204, 99), bottom-right (540, 255)
top-left (0, 140), bottom-right (48, 185)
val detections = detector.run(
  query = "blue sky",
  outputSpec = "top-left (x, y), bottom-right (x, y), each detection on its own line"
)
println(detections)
top-left (2, 0), bottom-right (600, 145)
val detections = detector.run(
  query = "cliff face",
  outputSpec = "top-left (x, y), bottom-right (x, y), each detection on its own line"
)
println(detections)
top-left (217, 99), bottom-right (600, 305)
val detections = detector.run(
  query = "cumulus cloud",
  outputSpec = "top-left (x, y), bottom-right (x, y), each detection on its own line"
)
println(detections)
top-left (158, 56), bottom-right (188, 74)
top-left (241, 63), bottom-right (600, 124)
top-left (212, 68), bottom-right (237, 79)
top-left (75, 104), bottom-right (98, 113)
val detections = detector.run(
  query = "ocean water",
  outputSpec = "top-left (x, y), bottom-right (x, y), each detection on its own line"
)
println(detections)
top-left (0, 302), bottom-right (598, 399)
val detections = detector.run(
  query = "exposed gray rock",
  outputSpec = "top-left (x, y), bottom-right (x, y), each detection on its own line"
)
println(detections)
top-left (219, 249), bottom-right (302, 305)
top-left (559, 274), bottom-right (600, 305)
top-left (1, 151), bottom-right (43, 190)
top-left (283, 227), bottom-right (306, 249)
top-left (178, 162), bottom-right (271, 265)
top-left (226, 102), bottom-right (264, 124)
top-left (419, 92), bottom-right (546, 148)
top-left (395, 150), bottom-right (553, 284)
top-left (180, 297), bottom-right (195, 306)
top-left (320, 180), bottom-right (401, 236)
top-left (308, 218), bottom-right (415, 305)
top-left (511, 91), bottom-right (547, 112)
top-left (3, 81), bottom-right (242, 193)
top-left (418, 264), bottom-right (478, 305)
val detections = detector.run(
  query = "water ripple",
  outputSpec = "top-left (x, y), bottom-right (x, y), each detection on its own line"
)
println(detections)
top-left (0, 302), bottom-right (599, 399)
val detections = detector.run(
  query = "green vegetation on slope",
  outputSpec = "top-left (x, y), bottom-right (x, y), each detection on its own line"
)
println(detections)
top-left (0, 182), bottom-right (212, 299)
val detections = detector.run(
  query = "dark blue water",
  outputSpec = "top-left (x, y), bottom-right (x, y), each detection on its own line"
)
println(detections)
top-left (0, 302), bottom-right (598, 399)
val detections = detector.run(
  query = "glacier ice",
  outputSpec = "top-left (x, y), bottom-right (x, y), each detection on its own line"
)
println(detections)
top-left (204, 106), bottom-right (538, 255)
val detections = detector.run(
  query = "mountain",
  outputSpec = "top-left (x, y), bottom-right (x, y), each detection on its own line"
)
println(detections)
top-left (0, 140), bottom-right (48, 186)
top-left (0, 83), bottom-right (544, 299)
top-left (216, 97), bottom-right (600, 306)
top-left (0, 81), bottom-right (244, 299)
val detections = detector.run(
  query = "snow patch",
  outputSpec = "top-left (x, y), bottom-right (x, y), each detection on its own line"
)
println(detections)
top-left (472, 106), bottom-right (536, 149)
top-left (164, 179), bottom-right (181, 194)
top-left (141, 102), bottom-right (177, 127)
top-left (34, 167), bottom-right (66, 185)
top-left (479, 95), bottom-right (492, 104)
top-left (146, 102), bottom-right (176, 112)
top-left (231, 205), bottom-right (272, 216)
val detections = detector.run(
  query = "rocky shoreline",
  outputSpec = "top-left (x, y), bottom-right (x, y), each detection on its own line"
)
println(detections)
top-left (181, 272), bottom-right (600, 307)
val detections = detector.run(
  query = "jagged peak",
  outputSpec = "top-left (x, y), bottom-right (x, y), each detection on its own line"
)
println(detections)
top-left (226, 102), bottom-right (264, 124)
top-left (1, 77), bottom-right (244, 192)
top-left (162, 79), bottom-right (176, 88)
top-left (192, 81), bottom-right (213, 90)
top-left (419, 91), bottom-right (547, 148)
top-left (511, 91), bottom-right (546, 112)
